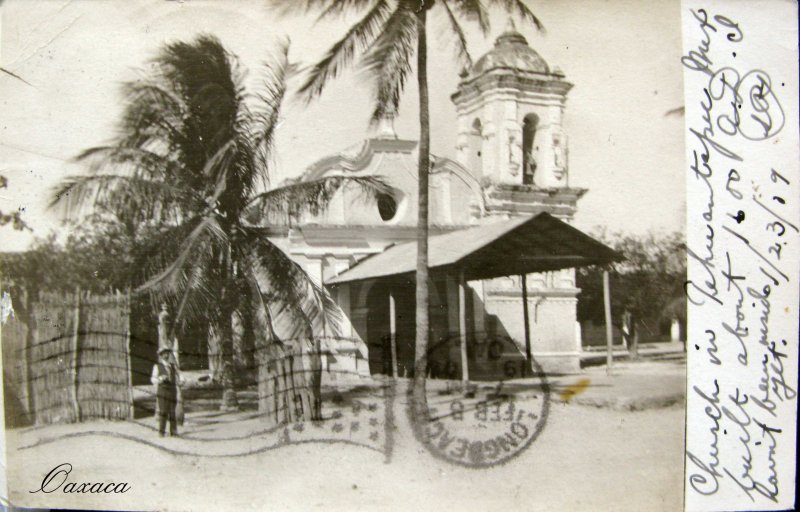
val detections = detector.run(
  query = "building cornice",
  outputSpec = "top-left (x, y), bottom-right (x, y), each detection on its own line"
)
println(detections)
top-left (482, 186), bottom-right (587, 219)
top-left (292, 223), bottom-right (465, 243)
top-left (487, 288), bottom-right (581, 299)
top-left (452, 71), bottom-right (573, 106)
top-left (487, 185), bottom-right (587, 204)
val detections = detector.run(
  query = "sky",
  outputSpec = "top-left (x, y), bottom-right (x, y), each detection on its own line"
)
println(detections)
top-left (0, 0), bottom-right (685, 252)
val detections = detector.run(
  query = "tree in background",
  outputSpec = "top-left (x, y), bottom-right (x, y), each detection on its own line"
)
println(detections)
top-left (50, 35), bottom-right (387, 412)
top-left (1, 223), bottom-right (133, 296)
top-left (280, 0), bottom-right (544, 396)
top-left (576, 231), bottom-right (686, 352)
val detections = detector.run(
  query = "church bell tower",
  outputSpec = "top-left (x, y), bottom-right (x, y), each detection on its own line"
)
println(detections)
top-left (452, 25), bottom-right (583, 219)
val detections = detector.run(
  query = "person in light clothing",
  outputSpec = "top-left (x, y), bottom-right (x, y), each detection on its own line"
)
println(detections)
top-left (151, 347), bottom-right (182, 437)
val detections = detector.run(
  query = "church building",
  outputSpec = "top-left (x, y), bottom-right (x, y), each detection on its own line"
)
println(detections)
top-left (275, 29), bottom-right (608, 380)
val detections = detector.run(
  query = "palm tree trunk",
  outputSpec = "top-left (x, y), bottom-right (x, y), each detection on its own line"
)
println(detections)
top-left (413, 6), bottom-right (430, 398)
top-left (238, 307), bottom-right (256, 379)
top-left (208, 322), bottom-right (222, 380)
top-left (219, 300), bottom-right (239, 410)
top-left (219, 248), bottom-right (239, 411)
top-left (219, 318), bottom-right (239, 411)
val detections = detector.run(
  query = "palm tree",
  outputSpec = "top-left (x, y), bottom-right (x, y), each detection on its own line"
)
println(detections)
top-left (279, 0), bottom-right (543, 393)
top-left (51, 35), bottom-right (387, 414)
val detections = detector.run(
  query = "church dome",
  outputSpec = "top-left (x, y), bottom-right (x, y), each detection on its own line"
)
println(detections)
top-left (467, 30), bottom-right (551, 79)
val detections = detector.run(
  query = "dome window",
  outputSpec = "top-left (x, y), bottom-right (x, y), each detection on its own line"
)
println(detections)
top-left (377, 193), bottom-right (398, 222)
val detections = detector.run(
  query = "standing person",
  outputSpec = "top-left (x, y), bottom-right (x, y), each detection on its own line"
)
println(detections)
top-left (621, 307), bottom-right (632, 350)
top-left (151, 348), bottom-right (181, 437)
top-left (621, 306), bottom-right (639, 360)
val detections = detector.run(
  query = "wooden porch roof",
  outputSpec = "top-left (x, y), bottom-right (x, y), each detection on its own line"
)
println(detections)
top-left (326, 212), bottom-right (622, 284)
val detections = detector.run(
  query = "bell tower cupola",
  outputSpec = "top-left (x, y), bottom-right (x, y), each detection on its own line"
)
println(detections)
top-left (452, 25), bottom-right (573, 189)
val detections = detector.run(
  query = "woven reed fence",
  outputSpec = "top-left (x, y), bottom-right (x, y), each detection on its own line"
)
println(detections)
top-left (256, 341), bottom-right (323, 426)
top-left (76, 292), bottom-right (132, 420)
top-left (16, 290), bottom-right (132, 425)
top-left (1, 315), bottom-right (31, 426)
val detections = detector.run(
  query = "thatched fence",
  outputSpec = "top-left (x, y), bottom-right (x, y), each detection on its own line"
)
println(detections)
top-left (2, 290), bottom-right (132, 426)
top-left (256, 341), bottom-right (323, 425)
top-left (1, 312), bottom-right (30, 426)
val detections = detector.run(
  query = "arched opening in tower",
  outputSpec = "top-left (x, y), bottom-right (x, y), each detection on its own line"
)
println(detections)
top-left (522, 114), bottom-right (539, 185)
top-left (468, 118), bottom-right (483, 177)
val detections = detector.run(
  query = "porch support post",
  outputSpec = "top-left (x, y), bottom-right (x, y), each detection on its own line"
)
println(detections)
top-left (389, 289), bottom-right (398, 379)
top-left (458, 268), bottom-right (469, 386)
top-left (521, 274), bottom-right (532, 377)
top-left (125, 292), bottom-right (134, 420)
top-left (603, 269), bottom-right (613, 373)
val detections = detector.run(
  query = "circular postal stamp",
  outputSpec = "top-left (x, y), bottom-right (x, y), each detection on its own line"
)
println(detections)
top-left (407, 334), bottom-right (550, 468)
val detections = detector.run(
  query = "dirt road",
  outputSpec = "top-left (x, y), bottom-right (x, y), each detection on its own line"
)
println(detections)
top-left (7, 359), bottom-right (686, 511)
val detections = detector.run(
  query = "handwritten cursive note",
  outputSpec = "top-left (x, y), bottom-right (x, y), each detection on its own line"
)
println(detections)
top-left (682, 1), bottom-right (799, 510)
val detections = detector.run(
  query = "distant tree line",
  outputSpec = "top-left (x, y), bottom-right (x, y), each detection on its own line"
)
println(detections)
top-left (576, 231), bottom-right (686, 343)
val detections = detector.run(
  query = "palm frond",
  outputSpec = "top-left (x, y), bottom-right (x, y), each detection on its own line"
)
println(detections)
top-left (447, 0), bottom-right (490, 35)
top-left (362, 5), bottom-right (417, 124)
top-left (271, 0), bottom-right (377, 20)
top-left (157, 34), bottom-right (245, 166)
top-left (269, 0), bottom-right (333, 16)
top-left (170, 260), bottom-right (218, 333)
top-left (242, 38), bottom-right (292, 192)
top-left (118, 80), bottom-right (187, 150)
top-left (241, 271), bottom-right (280, 353)
top-left (297, 0), bottom-right (393, 102)
top-left (49, 174), bottom-right (202, 223)
top-left (75, 145), bottom-right (176, 177)
top-left (246, 174), bottom-right (391, 222)
top-left (242, 243), bottom-right (312, 339)
top-left (131, 218), bottom-right (221, 332)
top-left (487, 0), bottom-right (545, 31)
top-left (439, 0), bottom-right (474, 69)
top-left (202, 137), bottom-right (239, 188)
top-left (313, 0), bottom-right (382, 21)
top-left (242, 231), bottom-right (342, 340)
top-left (136, 214), bottom-right (228, 295)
